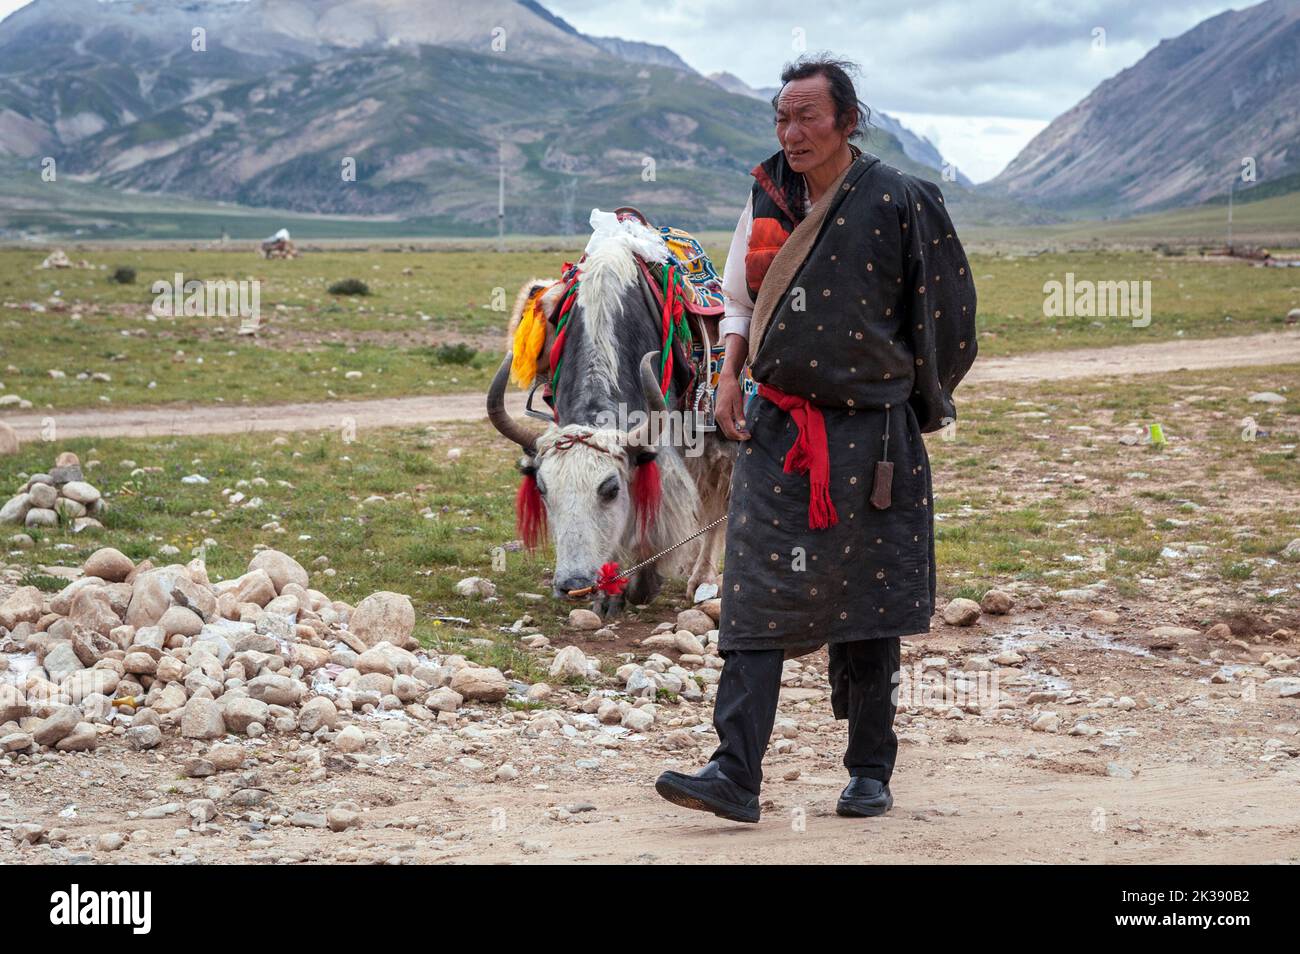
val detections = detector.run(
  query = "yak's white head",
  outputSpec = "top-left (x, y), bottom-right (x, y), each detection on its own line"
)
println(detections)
top-left (528, 426), bottom-right (644, 595)
top-left (487, 210), bottom-right (698, 601)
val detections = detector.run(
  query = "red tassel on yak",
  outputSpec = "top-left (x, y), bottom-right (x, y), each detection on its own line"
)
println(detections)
top-left (515, 472), bottom-right (547, 550)
top-left (631, 454), bottom-right (661, 549)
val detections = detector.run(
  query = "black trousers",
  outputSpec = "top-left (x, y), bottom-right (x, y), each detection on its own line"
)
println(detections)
top-left (708, 638), bottom-right (901, 795)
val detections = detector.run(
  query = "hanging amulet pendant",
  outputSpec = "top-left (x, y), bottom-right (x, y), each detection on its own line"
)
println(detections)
top-left (870, 460), bottom-right (894, 509)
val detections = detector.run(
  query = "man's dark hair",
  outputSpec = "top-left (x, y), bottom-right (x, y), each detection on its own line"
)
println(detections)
top-left (771, 53), bottom-right (871, 140)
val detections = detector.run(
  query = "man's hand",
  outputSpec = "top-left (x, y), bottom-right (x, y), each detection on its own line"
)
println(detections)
top-left (715, 373), bottom-right (750, 440)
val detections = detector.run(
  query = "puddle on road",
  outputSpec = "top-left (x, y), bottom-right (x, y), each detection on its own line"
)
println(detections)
top-left (998, 624), bottom-right (1152, 658)
top-left (991, 624), bottom-right (1155, 694)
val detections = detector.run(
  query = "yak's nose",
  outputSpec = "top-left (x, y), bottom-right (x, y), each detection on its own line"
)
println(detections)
top-left (554, 575), bottom-right (593, 598)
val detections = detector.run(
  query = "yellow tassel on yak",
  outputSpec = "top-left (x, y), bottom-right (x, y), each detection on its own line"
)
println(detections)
top-left (510, 289), bottom-right (549, 388)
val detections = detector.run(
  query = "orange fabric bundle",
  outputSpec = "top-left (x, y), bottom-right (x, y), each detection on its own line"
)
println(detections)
top-left (510, 288), bottom-right (549, 388)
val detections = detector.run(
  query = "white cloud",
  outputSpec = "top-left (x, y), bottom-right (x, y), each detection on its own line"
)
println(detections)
top-left (0, 0), bottom-right (32, 23)
top-left (887, 111), bottom-right (1049, 183)
top-left (547, 0), bottom-right (1246, 180)
top-left (0, 0), bottom-right (1249, 181)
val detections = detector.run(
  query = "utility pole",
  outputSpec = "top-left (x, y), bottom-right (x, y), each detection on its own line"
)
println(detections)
top-left (1227, 172), bottom-right (1234, 253)
top-left (497, 138), bottom-right (505, 253)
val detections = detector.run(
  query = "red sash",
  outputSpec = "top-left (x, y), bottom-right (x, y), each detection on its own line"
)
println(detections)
top-left (757, 383), bottom-right (838, 530)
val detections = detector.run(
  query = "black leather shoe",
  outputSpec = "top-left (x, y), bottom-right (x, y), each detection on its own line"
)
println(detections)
top-left (655, 761), bottom-right (761, 823)
top-left (836, 777), bottom-right (893, 817)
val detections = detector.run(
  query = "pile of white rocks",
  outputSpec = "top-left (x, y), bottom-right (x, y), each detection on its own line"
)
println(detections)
top-left (0, 547), bottom-right (515, 761)
top-left (0, 452), bottom-right (105, 533)
top-left (579, 606), bottom-right (721, 732)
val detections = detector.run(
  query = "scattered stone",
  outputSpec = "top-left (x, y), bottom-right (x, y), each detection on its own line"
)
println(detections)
top-left (97, 832), bottom-right (126, 852)
top-left (566, 608), bottom-right (603, 631)
top-left (334, 724), bottom-right (366, 753)
top-left (60, 481), bottom-right (102, 506)
top-left (980, 589), bottom-right (1014, 615)
top-left (183, 757), bottom-right (215, 778)
top-left (549, 645), bottom-right (593, 680)
top-left (327, 806), bottom-right (361, 832)
top-left (127, 725), bottom-right (162, 751)
top-left (426, 687), bottom-right (463, 713)
top-left (0, 683), bottom-right (29, 723)
top-left (942, 598), bottom-right (981, 626)
top-left (675, 608), bottom-right (714, 635)
top-left (454, 576), bottom-right (497, 598)
top-left (450, 666), bottom-right (508, 702)
top-left (0, 494), bottom-right (30, 526)
top-left (622, 707), bottom-right (654, 732)
top-left (180, 697), bottom-right (226, 740)
top-left (55, 722), bottom-right (98, 751)
top-left (25, 507), bottom-right (57, 527)
top-left (248, 549), bottom-right (309, 593)
top-left (349, 591), bottom-right (416, 648)
top-left (33, 706), bottom-right (81, 746)
top-left (139, 803), bottom-right (181, 820)
top-left (1087, 609), bottom-right (1121, 626)
top-left (223, 697), bottom-right (269, 733)
top-left (14, 823), bottom-right (46, 844)
top-left (298, 696), bottom-right (338, 732)
top-left (0, 585), bottom-right (43, 629)
top-left (674, 630), bottom-right (706, 655)
top-left (0, 732), bottom-right (33, 753)
top-left (246, 673), bottom-right (301, 706)
top-left (1031, 712), bottom-right (1060, 733)
top-left (1148, 626), bottom-right (1198, 649)
top-left (158, 604), bottom-right (204, 637)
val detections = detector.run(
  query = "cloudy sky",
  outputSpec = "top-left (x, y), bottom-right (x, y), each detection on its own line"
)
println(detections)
top-left (0, 0), bottom-right (1251, 181)
top-left (547, 0), bottom-right (1249, 181)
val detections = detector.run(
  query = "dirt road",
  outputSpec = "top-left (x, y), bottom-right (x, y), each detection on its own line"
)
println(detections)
top-left (964, 329), bottom-right (1299, 384)
top-left (4, 331), bottom-right (1297, 442)
top-left (2, 331), bottom-right (1298, 865)
top-left (4, 604), bottom-right (1297, 865)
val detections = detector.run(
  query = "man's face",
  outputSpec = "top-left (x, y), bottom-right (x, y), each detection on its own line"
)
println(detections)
top-left (775, 76), bottom-right (849, 174)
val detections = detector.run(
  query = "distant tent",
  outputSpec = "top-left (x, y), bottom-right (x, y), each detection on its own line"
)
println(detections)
top-left (259, 228), bottom-right (297, 259)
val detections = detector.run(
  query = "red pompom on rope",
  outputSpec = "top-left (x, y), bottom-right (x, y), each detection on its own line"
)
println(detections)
top-left (595, 561), bottom-right (627, 596)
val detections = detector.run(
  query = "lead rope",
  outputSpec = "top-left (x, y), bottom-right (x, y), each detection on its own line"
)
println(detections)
top-left (565, 513), bottom-right (728, 598)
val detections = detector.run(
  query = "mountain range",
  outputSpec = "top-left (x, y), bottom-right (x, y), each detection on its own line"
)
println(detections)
top-left (0, 0), bottom-right (1295, 236)
top-left (989, 0), bottom-right (1299, 215)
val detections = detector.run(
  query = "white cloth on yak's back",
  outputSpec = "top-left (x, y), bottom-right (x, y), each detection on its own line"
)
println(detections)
top-left (583, 208), bottom-right (669, 264)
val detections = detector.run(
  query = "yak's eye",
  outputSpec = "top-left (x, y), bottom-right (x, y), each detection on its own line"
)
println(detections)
top-left (535, 478), bottom-right (547, 496)
top-left (597, 474), bottom-right (620, 502)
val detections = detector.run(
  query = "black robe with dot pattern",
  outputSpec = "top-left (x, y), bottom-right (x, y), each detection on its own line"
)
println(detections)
top-left (718, 152), bottom-right (977, 657)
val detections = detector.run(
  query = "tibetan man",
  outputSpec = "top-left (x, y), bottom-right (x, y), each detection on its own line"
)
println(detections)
top-left (655, 54), bottom-right (978, 823)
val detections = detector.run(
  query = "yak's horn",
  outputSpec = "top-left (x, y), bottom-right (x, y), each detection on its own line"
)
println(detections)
top-left (487, 352), bottom-right (545, 455)
top-left (641, 349), bottom-right (668, 413)
top-left (627, 350), bottom-right (668, 450)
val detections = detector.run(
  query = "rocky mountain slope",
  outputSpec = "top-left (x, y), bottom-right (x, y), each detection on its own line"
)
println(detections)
top-left (0, 0), bottom-right (1006, 232)
top-left (989, 0), bottom-right (1300, 214)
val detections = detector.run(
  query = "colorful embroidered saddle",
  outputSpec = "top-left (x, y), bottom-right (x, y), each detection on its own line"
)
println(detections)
top-left (658, 225), bottom-right (725, 316)
top-left (509, 208), bottom-right (748, 433)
